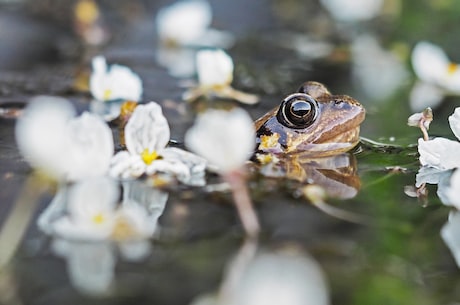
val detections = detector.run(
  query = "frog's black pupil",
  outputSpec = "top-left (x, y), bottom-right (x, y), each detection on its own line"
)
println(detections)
top-left (291, 101), bottom-right (311, 118)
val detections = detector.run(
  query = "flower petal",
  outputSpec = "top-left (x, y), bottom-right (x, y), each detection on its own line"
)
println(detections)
top-left (15, 96), bottom-right (76, 180)
top-left (66, 112), bottom-right (114, 181)
top-left (185, 108), bottom-right (255, 173)
top-left (448, 107), bottom-right (460, 141)
top-left (411, 41), bottom-right (450, 85)
top-left (90, 55), bottom-right (143, 102)
top-left (110, 151), bottom-right (146, 179)
top-left (196, 49), bottom-right (234, 88)
top-left (418, 137), bottom-right (460, 170)
top-left (124, 102), bottom-right (170, 156)
top-left (156, 0), bottom-right (212, 45)
top-left (445, 169), bottom-right (460, 209)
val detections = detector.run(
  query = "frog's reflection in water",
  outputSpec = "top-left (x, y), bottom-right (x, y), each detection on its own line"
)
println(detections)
top-left (259, 152), bottom-right (360, 200)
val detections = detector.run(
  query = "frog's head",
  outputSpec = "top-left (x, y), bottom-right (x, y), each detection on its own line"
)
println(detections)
top-left (255, 81), bottom-right (365, 157)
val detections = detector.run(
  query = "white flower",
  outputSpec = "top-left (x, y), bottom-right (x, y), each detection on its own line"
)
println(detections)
top-left (418, 107), bottom-right (460, 170)
top-left (90, 55), bottom-right (143, 102)
top-left (15, 96), bottom-right (113, 181)
top-left (183, 49), bottom-right (259, 104)
top-left (156, 0), bottom-right (212, 46)
top-left (185, 108), bottom-right (255, 173)
top-left (320, 0), bottom-right (383, 22)
top-left (110, 102), bottom-right (207, 183)
top-left (410, 41), bottom-right (460, 110)
top-left (197, 49), bottom-right (234, 89)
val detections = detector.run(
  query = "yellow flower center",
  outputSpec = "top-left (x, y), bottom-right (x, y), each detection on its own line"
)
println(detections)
top-left (141, 149), bottom-right (159, 165)
top-left (92, 213), bottom-right (105, 225)
top-left (447, 62), bottom-right (458, 75)
top-left (103, 89), bottom-right (112, 101)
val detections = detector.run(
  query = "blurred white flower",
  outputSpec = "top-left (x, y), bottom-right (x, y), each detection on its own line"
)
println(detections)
top-left (156, 0), bottom-right (212, 46)
top-left (351, 35), bottom-right (408, 101)
top-left (89, 56), bottom-right (142, 121)
top-left (197, 49), bottom-right (234, 88)
top-left (156, 0), bottom-right (233, 48)
top-left (15, 96), bottom-right (113, 181)
top-left (90, 55), bottom-right (143, 102)
top-left (183, 49), bottom-right (259, 104)
top-left (320, 0), bottom-right (383, 22)
top-left (418, 107), bottom-right (460, 170)
top-left (185, 108), bottom-right (255, 173)
top-left (410, 41), bottom-right (460, 110)
top-left (110, 102), bottom-right (207, 184)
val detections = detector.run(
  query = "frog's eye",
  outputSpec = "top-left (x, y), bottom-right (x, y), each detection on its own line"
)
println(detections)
top-left (277, 93), bottom-right (318, 129)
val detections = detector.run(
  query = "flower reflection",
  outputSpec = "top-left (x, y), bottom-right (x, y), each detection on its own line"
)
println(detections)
top-left (89, 56), bottom-right (143, 121)
top-left (182, 49), bottom-right (259, 105)
top-left (441, 211), bottom-right (460, 268)
top-left (110, 102), bottom-right (207, 185)
top-left (191, 242), bottom-right (330, 305)
top-left (43, 178), bottom-right (168, 296)
top-left (410, 41), bottom-right (460, 110)
top-left (16, 96), bottom-right (113, 182)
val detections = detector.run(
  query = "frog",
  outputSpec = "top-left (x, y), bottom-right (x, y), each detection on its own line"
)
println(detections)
top-left (254, 81), bottom-right (365, 158)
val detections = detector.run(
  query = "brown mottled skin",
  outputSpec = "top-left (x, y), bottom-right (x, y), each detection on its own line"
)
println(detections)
top-left (255, 81), bottom-right (365, 157)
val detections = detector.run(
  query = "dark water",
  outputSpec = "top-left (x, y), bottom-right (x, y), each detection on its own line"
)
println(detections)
top-left (1, 0), bottom-right (460, 304)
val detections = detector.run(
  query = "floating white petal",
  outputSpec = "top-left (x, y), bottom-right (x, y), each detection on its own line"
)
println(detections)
top-left (196, 49), bottom-right (234, 88)
top-left (16, 96), bottom-right (114, 181)
top-left (418, 138), bottom-right (460, 170)
top-left (156, 0), bottom-right (212, 45)
top-left (90, 55), bottom-right (143, 102)
top-left (185, 108), bottom-right (255, 173)
top-left (448, 107), bottom-right (460, 141)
